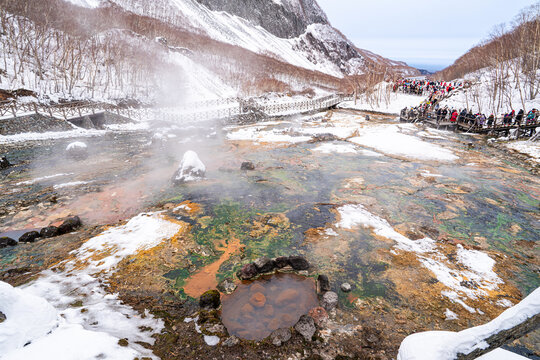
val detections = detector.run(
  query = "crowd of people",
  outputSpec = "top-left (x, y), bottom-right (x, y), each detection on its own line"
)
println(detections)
top-left (393, 79), bottom-right (463, 98)
top-left (401, 105), bottom-right (539, 128)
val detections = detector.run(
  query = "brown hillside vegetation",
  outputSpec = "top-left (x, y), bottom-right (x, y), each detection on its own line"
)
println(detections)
top-left (434, 2), bottom-right (540, 85)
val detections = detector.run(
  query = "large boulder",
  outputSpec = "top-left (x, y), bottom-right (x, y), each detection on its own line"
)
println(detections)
top-left (0, 156), bottom-right (11, 169)
top-left (288, 256), bottom-right (310, 270)
top-left (172, 151), bottom-right (206, 185)
top-left (66, 142), bottom-right (88, 160)
top-left (253, 256), bottom-right (275, 273)
top-left (236, 263), bottom-right (258, 280)
top-left (199, 289), bottom-right (221, 309)
top-left (58, 216), bottom-right (82, 234)
top-left (19, 231), bottom-right (40, 243)
top-left (40, 226), bottom-right (60, 239)
top-left (0, 237), bottom-right (17, 248)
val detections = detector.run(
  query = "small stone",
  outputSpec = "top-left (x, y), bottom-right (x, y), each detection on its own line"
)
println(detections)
top-left (308, 307), bottom-right (328, 327)
top-left (0, 237), bottom-right (17, 248)
top-left (58, 216), bottom-right (82, 234)
top-left (237, 263), bottom-right (258, 280)
top-left (19, 231), bottom-right (40, 243)
top-left (118, 338), bottom-right (129, 347)
top-left (199, 289), bottom-right (220, 309)
top-left (222, 336), bottom-right (239, 347)
top-left (0, 311), bottom-right (6, 323)
top-left (271, 328), bottom-right (292, 346)
top-left (40, 226), bottom-right (60, 239)
top-left (249, 292), bottom-right (266, 308)
top-left (253, 256), bottom-right (275, 273)
top-left (217, 278), bottom-right (237, 295)
top-left (288, 256), bottom-right (310, 270)
top-left (317, 275), bottom-right (330, 293)
top-left (274, 256), bottom-right (289, 268)
top-left (0, 156), bottom-right (11, 169)
top-left (294, 314), bottom-right (316, 341)
top-left (321, 291), bottom-right (338, 311)
top-left (340, 283), bottom-right (352, 293)
top-left (240, 161), bottom-right (255, 171)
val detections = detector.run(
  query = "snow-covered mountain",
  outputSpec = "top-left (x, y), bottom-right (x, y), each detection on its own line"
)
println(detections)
top-left (0, 0), bottom-right (419, 103)
top-left (69, 0), bottom-right (419, 78)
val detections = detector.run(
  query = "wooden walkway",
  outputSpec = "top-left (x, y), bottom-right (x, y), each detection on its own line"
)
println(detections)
top-left (0, 94), bottom-right (350, 125)
top-left (400, 112), bottom-right (539, 138)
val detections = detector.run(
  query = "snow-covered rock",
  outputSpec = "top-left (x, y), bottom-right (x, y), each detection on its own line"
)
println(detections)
top-left (172, 150), bottom-right (206, 184)
top-left (66, 141), bottom-right (88, 160)
top-left (397, 287), bottom-right (540, 360)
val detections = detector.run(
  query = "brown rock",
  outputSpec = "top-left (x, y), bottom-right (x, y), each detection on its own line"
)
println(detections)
top-left (308, 307), bottom-right (328, 326)
top-left (249, 292), bottom-right (266, 308)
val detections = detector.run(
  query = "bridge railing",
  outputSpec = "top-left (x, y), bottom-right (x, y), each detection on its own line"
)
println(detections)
top-left (0, 93), bottom-right (349, 124)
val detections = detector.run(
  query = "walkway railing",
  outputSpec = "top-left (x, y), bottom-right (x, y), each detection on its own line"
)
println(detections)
top-left (0, 94), bottom-right (348, 124)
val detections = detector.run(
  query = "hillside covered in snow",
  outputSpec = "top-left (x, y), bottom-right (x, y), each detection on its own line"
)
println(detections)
top-left (0, 0), bottom-right (419, 104)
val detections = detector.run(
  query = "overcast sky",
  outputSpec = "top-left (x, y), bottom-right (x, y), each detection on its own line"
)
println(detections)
top-left (316, 0), bottom-right (538, 71)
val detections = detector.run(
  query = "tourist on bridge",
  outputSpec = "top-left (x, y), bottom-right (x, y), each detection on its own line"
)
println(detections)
top-left (450, 110), bottom-right (458, 123)
top-left (487, 114), bottom-right (494, 127)
top-left (515, 109), bottom-right (524, 125)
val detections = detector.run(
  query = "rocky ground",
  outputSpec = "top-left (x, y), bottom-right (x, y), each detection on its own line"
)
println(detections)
top-left (1, 109), bottom-right (539, 359)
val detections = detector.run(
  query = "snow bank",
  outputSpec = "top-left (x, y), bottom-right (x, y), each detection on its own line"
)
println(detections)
top-left (339, 92), bottom-right (423, 114)
top-left (0, 282), bottom-right (58, 354)
top-left (397, 287), bottom-right (540, 360)
top-left (0, 129), bottom-right (106, 144)
top-left (349, 124), bottom-right (458, 161)
top-left (505, 141), bottom-right (540, 163)
top-left (3, 212), bottom-right (183, 359)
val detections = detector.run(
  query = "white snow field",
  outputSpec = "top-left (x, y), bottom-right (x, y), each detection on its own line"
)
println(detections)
top-left (0, 212), bottom-right (183, 359)
top-left (397, 287), bottom-right (540, 360)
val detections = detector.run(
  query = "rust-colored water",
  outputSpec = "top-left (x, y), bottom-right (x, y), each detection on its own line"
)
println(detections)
top-left (221, 273), bottom-right (318, 340)
top-left (183, 236), bottom-right (242, 298)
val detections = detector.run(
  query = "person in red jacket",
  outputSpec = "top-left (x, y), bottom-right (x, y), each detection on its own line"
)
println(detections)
top-left (450, 110), bottom-right (458, 122)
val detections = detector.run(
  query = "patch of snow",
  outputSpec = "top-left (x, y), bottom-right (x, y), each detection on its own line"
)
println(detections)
top-left (313, 143), bottom-right (357, 154)
top-left (204, 335), bottom-right (220, 346)
top-left (64, 0), bottom-right (102, 8)
top-left (445, 308), bottom-right (459, 320)
top-left (335, 204), bottom-right (503, 310)
top-left (496, 299), bottom-right (514, 308)
top-left (53, 181), bottom-right (93, 190)
top-left (2, 212), bottom-right (182, 359)
top-left (66, 141), bottom-right (87, 151)
top-left (506, 141), bottom-right (540, 163)
top-left (397, 287), bottom-right (540, 360)
top-left (16, 173), bottom-right (74, 186)
top-left (349, 124), bottom-right (458, 161)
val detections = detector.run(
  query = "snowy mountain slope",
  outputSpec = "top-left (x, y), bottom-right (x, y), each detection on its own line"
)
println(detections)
top-left (102, 0), bottom-right (419, 78)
